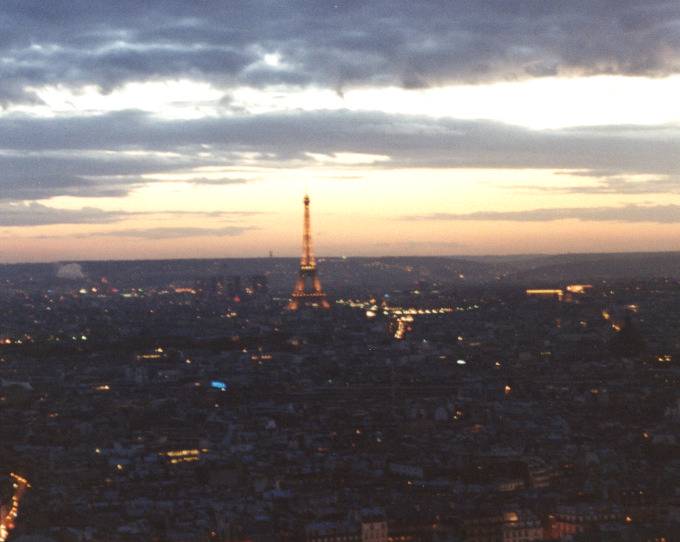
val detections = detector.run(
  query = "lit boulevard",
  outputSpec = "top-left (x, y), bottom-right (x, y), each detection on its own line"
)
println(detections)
top-left (0, 473), bottom-right (30, 542)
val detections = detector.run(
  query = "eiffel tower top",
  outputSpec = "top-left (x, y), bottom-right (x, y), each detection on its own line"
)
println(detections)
top-left (301, 194), bottom-right (315, 271)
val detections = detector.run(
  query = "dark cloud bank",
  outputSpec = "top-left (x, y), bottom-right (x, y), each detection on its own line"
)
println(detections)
top-left (1, 1), bottom-right (680, 103)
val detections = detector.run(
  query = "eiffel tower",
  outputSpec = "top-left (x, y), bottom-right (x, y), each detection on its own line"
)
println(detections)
top-left (288, 195), bottom-right (330, 310)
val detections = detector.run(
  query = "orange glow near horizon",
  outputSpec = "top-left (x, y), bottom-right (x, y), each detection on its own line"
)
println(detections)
top-left (6, 212), bottom-right (680, 263)
top-left (1, 76), bottom-right (680, 263)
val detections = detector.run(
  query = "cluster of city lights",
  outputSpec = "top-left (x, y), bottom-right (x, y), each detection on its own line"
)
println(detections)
top-left (526, 285), bottom-right (593, 302)
top-left (336, 298), bottom-right (470, 339)
top-left (173, 287), bottom-right (197, 295)
top-left (336, 298), bottom-right (464, 315)
top-left (0, 473), bottom-right (30, 542)
top-left (136, 347), bottom-right (166, 361)
top-left (0, 335), bottom-right (33, 346)
top-left (159, 449), bottom-right (208, 465)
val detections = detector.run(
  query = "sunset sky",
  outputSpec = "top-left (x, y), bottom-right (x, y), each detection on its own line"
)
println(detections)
top-left (1, 1), bottom-right (680, 262)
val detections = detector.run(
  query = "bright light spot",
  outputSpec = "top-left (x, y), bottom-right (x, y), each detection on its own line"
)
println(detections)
top-left (263, 53), bottom-right (281, 67)
top-left (306, 152), bottom-right (391, 165)
top-left (223, 76), bottom-right (680, 128)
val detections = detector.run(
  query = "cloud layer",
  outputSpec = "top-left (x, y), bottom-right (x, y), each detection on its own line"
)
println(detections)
top-left (2, 1), bottom-right (680, 104)
top-left (407, 204), bottom-right (680, 224)
top-left (0, 201), bottom-right (261, 227)
top-left (0, 202), bottom-right (126, 226)
top-left (83, 226), bottom-right (253, 239)
top-left (0, 110), bottom-right (678, 201)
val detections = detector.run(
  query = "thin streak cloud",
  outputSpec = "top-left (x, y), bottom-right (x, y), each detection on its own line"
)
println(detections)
top-left (86, 226), bottom-right (254, 239)
top-left (513, 176), bottom-right (680, 195)
top-left (0, 202), bottom-right (264, 227)
top-left (406, 204), bottom-right (680, 224)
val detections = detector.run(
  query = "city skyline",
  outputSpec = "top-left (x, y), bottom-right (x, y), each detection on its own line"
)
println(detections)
top-left (1, 2), bottom-right (680, 262)
top-left (4, 4), bottom-right (680, 540)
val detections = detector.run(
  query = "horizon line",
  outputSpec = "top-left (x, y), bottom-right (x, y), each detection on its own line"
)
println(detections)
top-left (2, 248), bottom-right (680, 266)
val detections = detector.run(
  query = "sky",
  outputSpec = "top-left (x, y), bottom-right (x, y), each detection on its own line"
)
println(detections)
top-left (1, 1), bottom-right (680, 262)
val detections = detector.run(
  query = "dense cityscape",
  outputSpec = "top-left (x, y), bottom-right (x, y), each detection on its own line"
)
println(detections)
top-left (2, 245), bottom-right (680, 541)
top-left (2, 2), bottom-right (680, 541)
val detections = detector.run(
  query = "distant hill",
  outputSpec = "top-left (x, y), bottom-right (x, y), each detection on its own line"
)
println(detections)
top-left (488, 252), bottom-right (680, 283)
top-left (2, 251), bottom-right (680, 292)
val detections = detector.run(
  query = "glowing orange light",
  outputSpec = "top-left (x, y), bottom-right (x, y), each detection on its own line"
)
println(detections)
top-left (526, 289), bottom-right (564, 300)
top-left (289, 195), bottom-right (330, 310)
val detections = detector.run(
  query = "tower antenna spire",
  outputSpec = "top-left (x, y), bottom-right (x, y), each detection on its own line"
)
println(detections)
top-left (288, 194), bottom-right (330, 310)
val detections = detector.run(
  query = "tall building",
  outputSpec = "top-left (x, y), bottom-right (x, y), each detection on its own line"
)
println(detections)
top-left (289, 195), bottom-right (330, 310)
